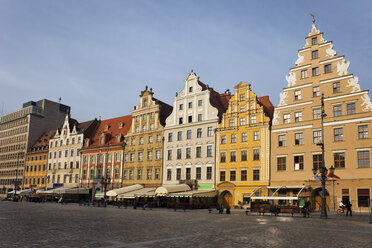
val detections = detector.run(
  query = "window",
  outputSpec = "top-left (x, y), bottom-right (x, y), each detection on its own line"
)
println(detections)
top-left (295, 133), bottom-right (303, 145)
top-left (66, 139), bottom-right (69, 145)
top-left (358, 125), bottom-right (368, 139)
top-left (333, 105), bottom-right (342, 116)
top-left (334, 128), bottom-right (343, 141)
top-left (138, 152), bottom-right (143, 161)
top-left (313, 108), bottom-right (321, 119)
top-left (230, 171), bottom-right (236, 181)
top-left (220, 152), bottom-right (226, 163)
top-left (60, 140), bottom-right (63, 146)
top-left (129, 170), bottom-right (134, 180)
top-left (187, 130), bottom-right (192, 139)
top-left (147, 151), bottom-right (152, 161)
top-left (357, 189), bottom-right (370, 208)
top-left (198, 100), bottom-right (203, 106)
top-left (196, 167), bottom-right (201, 180)
top-left (301, 70), bottom-right (308, 79)
top-left (136, 116), bottom-right (139, 122)
top-left (177, 131), bottom-right (182, 141)
top-left (283, 113), bottom-right (290, 124)
top-left (188, 116), bottom-right (192, 122)
top-left (107, 153), bottom-right (112, 163)
top-left (196, 147), bottom-right (202, 158)
top-left (239, 117), bottom-right (246, 126)
top-left (313, 130), bottom-right (322, 143)
top-left (294, 90), bottom-right (302, 100)
top-left (358, 151), bottom-right (370, 168)
top-left (179, 118), bottom-right (183, 124)
top-left (347, 103), bottom-right (355, 114)
top-left (156, 150), bottom-right (161, 160)
top-left (253, 170), bottom-right (260, 181)
top-left (142, 125), bottom-right (146, 132)
top-left (207, 127), bottom-right (213, 137)
top-left (294, 156), bottom-right (304, 170)
top-left (241, 132), bottom-right (248, 142)
top-left (229, 119), bottom-right (234, 127)
top-left (295, 112), bottom-right (302, 122)
top-left (155, 168), bottom-right (160, 179)
top-left (221, 135), bottom-right (226, 144)
top-left (148, 136), bottom-right (153, 143)
top-left (177, 148), bottom-right (182, 160)
top-left (312, 50), bottom-right (318, 59)
top-left (168, 133), bottom-right (173, 142)
top-left (137, 169), bottom-right (142, 180)
top-left (188, 102), bottom-right (192, 108)
top-left (278, 135), bottom-right (286, 147)
top-left (239, 93), bottom-right (245, 101)
top-left (186, 168), bottom-right (191, 180)
top-left (207, 145), bottom-right (213, 157)
top-left (241, 150), bottom-right (247, 161)
top-left (240, 105), bottom-right (245, 113)
top-left (150, 112), bottom-right (154, 119)
top-left (130, 153), bottom-right (134, 162)
top-left (253, 149), bottom-right (260, 161)
top-left (150, 123), bottom-right (154, 131)
top-left (189, 86), bottom-right (193, 93)
top-left (231, 134), bottom-right (237, 143)
top-left (143, 99), bottom-right (148, 107)
top-left (167, 169), bottom-right (172, 181)
top-left (313, 86), bottom-right (320, 97)
top-left (313, 154), bottom-right (322, 170)
top-left (197, 128), bottom-right (202, 138)
top-left (135, 126), bottom-right (139, 133)
top-left (312, 67), bottom-right (319, 76)
top-left (253, 131), bottom-right (260, 141)
top-left (332, 82), bottom-right (341, 93)
top-left (277, 157), bottom-right (286, 171)
top-left (131, 138), bottom-right (135, 146)
top-left (241, 170), bottom-right (247, 181)
top-left (99, 136), bottom-right (104, 145)
top-left (179, 104), bottom-right (183, 110)
top-left (230, 151), bottom-right (236, 162)
top-left (142, 114), bottom-right (147, 121)
top-left (139, 137), bottom-right (144, 144)
top-left (206, 167), bottom-right (212, 180)
top-left (176, 168), bottom-right (181, 180)
top-left (186, 148), bottom-right (191, 159)
top-left (334, 152), bottom-right (345, 168)
top-left (84, 156), bottom-right (88, 164)
top-left (115, 153), bottom-right (120, 163)
top-left (324, 64), bottom-right (332, 73)
top-left (198, 114), bottom-right (202, 121)
top-left (167, 150), bottom-right (172, 160)
top-left (156, 134), bottom-right (161, 142)
top-left (250, 116), bottom-right (256, 124)
top-left (220, 171), bottom-right (226, 181)
top-left (312, 37), bottom-right (317, 45)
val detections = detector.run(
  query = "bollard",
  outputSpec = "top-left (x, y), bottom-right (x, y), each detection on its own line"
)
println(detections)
top-left (245, 210), bottom-right (249, 215)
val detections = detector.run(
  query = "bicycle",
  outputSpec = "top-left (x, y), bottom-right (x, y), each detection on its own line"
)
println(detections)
top-left (337, 208), bottom-right (346, 215)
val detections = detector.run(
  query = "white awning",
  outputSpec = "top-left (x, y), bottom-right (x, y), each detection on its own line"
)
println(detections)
top-left (155, 184), bottom-right (191, 196)
top-left (63, 188), bottom-right (90, 195)
top-left (168, 189), bottom-right (216, 198)
top-left (117, 188), bottom-right (156, 199)
top-left (106, 184), bottom-right (144, 197)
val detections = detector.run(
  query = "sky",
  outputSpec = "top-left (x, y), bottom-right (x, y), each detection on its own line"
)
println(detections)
top-left (0, 0), bottom-right (371, 122)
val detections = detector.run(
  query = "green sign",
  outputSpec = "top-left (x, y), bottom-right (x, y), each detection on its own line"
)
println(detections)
top-left (299, 199), bottom-right (305, 207)
top-left (198, 185), bottom-right (213, 189)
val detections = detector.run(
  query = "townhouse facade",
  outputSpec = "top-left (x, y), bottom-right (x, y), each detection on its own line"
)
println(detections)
top-left (216, 82), bottom-right (274, 208)
top-left (46, 115), bottom-right (98, 189)
top-left (271, 23), bottom-right (372, 211)
top-left (123, 87), bottom-right (172, 188)
top-left (24, 130), bottom-right (55, 189)
top-left (163, 71), bottom-right (230, 189)
top-left (0, 99), bottom-right (69, 195)
top-left (80, 115), bottom-right (131, 190)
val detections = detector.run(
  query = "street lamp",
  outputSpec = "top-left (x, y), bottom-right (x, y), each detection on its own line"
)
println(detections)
top-left (312, 93), bottom-right (329, 219)
top-left (14, 151), bottom-right (23, 200)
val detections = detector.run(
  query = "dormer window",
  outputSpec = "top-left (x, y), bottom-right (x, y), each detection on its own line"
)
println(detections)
top-left (189, 86), bottom-right (193, 93)
top-left (100, 136), bottom-right (104, 145)
top-left (143, 99), bottom-right (148, 107)
top-left (85, 140), bottom-right (89, 147)
top-left (116, 135), bottom-right (121, 142)
top-left (105, 125), bottom-right (109, 131)
top-left (119, 122), bottom-right (123, 129)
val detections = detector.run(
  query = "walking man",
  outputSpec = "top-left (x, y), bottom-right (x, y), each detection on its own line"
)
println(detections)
top-left (346, 201), bottom-right (352, 216)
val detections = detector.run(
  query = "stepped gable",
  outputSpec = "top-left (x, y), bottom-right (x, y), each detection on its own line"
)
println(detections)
top-left (84, 115), bottom-right (132, 149)
top-left (257, 96), bottom-right (274, 119)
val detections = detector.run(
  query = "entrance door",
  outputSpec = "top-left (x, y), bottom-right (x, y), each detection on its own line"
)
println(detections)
top-left (221, 191), bottom-right (233, 208)
top-left (314, 190), bottom-right (330, 210)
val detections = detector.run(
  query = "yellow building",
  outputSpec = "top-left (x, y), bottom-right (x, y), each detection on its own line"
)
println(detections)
top-left (216, 82), bottom-right (274, 208)
top-left (271, 22), bottom-right (372, 212)
top-left (123, 86), bottom-right (172, 188)
top-left (24, 131), bottom-right (55, 189)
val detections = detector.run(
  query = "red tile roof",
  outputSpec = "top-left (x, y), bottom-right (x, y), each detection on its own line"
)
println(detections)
top-left (29, 130), bottom-right (56, 153)
top-left (257, 96), bottom-right (274, 119)
top-left (82, 115), bottom-right (132, 150)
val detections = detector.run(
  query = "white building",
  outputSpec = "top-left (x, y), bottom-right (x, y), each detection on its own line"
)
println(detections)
top-left (162, 71), bottom-right (230, 189)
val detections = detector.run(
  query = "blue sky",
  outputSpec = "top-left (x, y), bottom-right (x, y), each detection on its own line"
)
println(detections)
top-left (0, 0), bottom-right (371, 121)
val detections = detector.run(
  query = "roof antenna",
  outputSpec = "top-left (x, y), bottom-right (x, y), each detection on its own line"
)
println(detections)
top-left (99, 115), bottom-right (101, 121)
top-left (58, 97), bottom-right (62, 103)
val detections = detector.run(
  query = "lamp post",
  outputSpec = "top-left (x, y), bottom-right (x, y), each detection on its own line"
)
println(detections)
top-left (14, 151), bottom-right (22, 200)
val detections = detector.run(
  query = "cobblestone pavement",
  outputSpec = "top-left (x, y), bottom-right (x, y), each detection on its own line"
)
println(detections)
top-left (0, 201), bottom-right (371, 248)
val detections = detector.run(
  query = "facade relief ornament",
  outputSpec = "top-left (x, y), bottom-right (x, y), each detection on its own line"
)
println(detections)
top-left (326, 43), bottom-right (337, 57)
top-left (279, 92), bottom-right (288, 106)
top-left (336, 59), bottom-right (350, 76)
top-left (346, 77), bottom-right (361, 93)
top-left (295, 53), bottom-right (304, 65)
top-left (361, 94), bottom-right (372, 112)
top-left (285, 72), bottom-right (296, 87)
top-left (272, 110), bottom-right (280, 126)
top-left (308, 24), bottom-right (320, 36)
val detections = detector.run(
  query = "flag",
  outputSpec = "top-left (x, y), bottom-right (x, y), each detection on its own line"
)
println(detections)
top-left (328, 172), bottom-right (340, 179)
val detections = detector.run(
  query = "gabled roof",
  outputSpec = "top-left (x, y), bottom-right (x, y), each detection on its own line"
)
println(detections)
top-left (152, 97), bottom-right (173, 127)
top-left (257, 96), bottom-right (274, 119)
top-left (29, 130), bottom-right (56, 152)
top-left (82, 115), bottom-right (132, 150)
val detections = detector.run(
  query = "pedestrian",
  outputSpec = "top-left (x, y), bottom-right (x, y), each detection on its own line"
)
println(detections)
top-left (346, 201), bottom-right (352, 216)
top-left (219, 203), bottom-right (224, 214)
